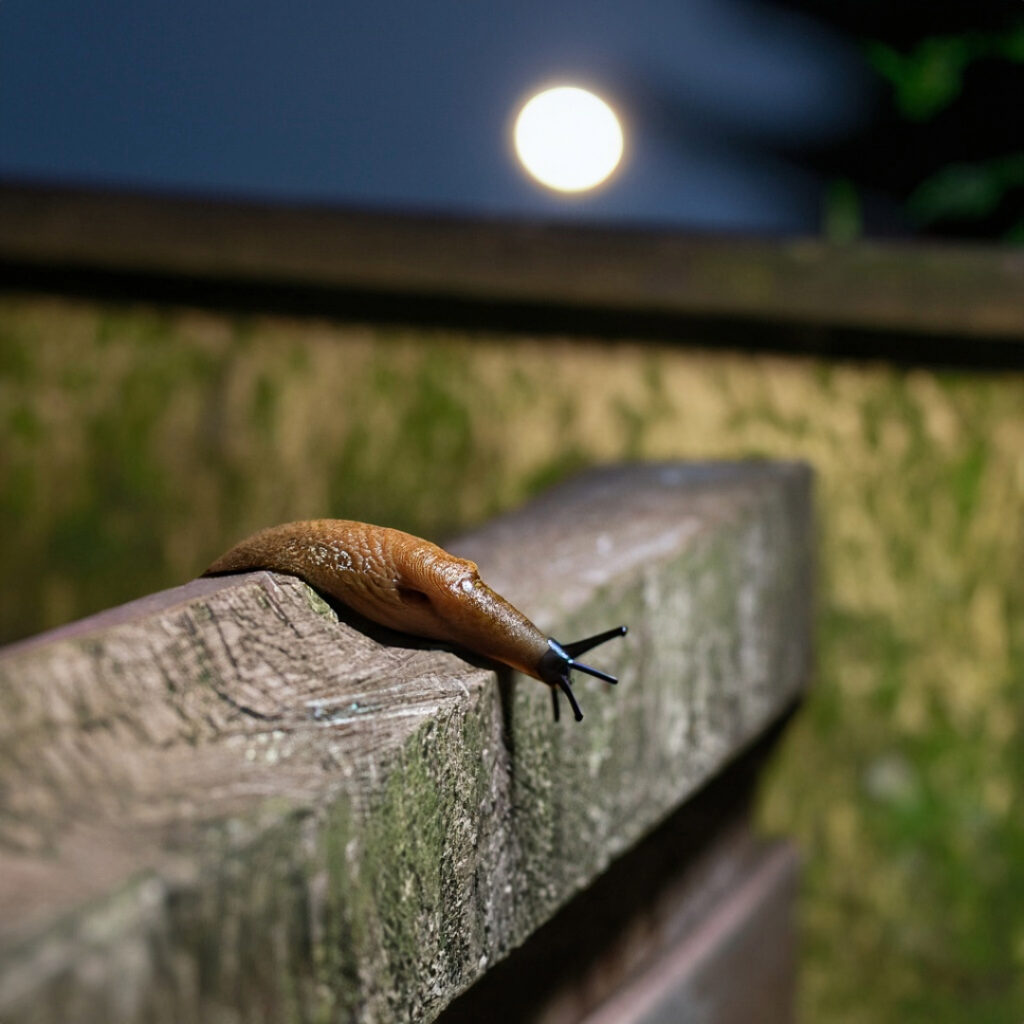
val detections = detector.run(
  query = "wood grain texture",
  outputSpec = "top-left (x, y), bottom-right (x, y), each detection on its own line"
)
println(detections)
top-left (0, 462), bottom-right (813, 1023)
top-left (1, 183), bottom-right (1023, 341)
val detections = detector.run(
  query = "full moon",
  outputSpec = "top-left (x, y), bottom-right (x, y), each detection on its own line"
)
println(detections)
top-left (513, 86), bottom-right (624, 193)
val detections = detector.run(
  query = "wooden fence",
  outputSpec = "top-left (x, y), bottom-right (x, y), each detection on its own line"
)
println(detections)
top-left (0, 462), bottom-right (812, 1023)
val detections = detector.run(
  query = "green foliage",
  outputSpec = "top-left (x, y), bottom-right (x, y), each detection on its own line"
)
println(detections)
top-left (863, 25), bottom-right (1024, 240)
top-left (908, 154), bottom-right (1024, 227)
top-left (867, 27), bottom-right (1024, 121)
top-left (868, 35), bottom-right (978, 121)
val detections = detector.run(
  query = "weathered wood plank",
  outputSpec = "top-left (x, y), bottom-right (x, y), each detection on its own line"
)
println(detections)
top-left (578, 841), bottom-right (799, 1024)
top-left (0, 462), bottom-right (812, 1023)
top-left (1, 183), bottom-right (1023, 340)
top-left (435, 728), bottom-right (795, 1024)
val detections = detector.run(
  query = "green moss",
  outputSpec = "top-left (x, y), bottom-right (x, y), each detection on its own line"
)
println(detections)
top-left (8, 404), bottom-right (42, 441)
top-left (949, 439), bottom-right (987, 531)
top-left (251, 373), bottom-right (278, 438)
top-left (521, 447), bottom-right (593, 497)
top-left (302, 585), bottom-right (335, 619)
top-left (0, 325), bottom-right (34, 378)
top-left (315, 708), bottom-right (495, 1020)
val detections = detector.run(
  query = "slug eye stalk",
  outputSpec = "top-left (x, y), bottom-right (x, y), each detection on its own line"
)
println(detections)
top-left (538, 626), bottom-right (628, 722)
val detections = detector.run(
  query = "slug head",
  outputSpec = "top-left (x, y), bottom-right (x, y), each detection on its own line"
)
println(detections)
top-left (537, 625), bottom-right (628, 722)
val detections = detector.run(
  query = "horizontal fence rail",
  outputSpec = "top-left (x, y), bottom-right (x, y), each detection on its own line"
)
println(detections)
top-left (2, 184), bottom-right (1023, 351)
top-left (0, 462), bottom-right (813, 1023)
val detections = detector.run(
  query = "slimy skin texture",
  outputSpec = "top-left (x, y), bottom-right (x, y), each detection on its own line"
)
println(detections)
top-left (203, 519), bottom-right (627, 721)
top-left (204, 520), bottom-right (549, 675)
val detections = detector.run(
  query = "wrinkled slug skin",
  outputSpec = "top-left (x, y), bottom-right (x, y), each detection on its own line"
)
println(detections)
top-left (203, 520), bottom-right (550, 678)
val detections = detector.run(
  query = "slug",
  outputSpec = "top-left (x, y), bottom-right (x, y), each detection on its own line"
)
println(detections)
top-left (203, 519), bottom-right (627, 722)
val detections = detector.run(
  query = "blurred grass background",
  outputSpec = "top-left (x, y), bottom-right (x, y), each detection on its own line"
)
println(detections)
top-left (2, 293), bottom-right (1022, 1021)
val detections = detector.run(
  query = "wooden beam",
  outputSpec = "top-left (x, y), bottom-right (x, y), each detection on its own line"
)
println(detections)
top-left (0, 462), bottom-right (812, 1022)
top-left (1, 183), bottom-right (1023, 341)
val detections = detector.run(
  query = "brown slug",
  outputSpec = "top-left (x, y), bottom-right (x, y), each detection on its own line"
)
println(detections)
top-left (203, 519), bottom-right (626, 721)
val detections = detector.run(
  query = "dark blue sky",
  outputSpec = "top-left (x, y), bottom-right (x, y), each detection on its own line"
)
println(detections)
top-left (0, 0), bottom-right (873, 231)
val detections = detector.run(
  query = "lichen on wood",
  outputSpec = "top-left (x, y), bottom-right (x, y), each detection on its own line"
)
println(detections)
top-left (0, 462), bottom-right (812, 1023)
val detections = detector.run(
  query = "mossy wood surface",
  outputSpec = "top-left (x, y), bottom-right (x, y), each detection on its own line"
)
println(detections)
top-left (0, 462), bottom-right (811, 1024)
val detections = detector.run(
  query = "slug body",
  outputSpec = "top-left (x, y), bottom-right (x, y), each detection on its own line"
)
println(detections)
top-left (203, 519), bottom-right (626, 721)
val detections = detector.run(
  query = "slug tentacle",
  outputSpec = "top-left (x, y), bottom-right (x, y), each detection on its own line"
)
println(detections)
top-left (202, 519), bottom-right (627, 722)
top-left (538, 627), bottom-right (628, 722)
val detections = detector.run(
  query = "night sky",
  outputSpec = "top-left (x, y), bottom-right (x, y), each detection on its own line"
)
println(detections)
top-left (0, 0), bottom-right (874, 232)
